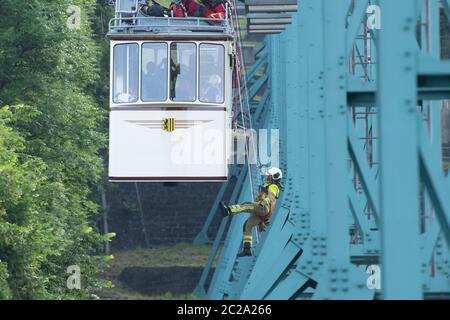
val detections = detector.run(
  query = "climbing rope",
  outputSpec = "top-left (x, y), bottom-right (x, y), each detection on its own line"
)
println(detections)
top-left (230, 1), bottom-right (256, 201)
top-left (230, 0), bottom-right (266, 243)
top-left (231, 0), bottom-right (265, 189)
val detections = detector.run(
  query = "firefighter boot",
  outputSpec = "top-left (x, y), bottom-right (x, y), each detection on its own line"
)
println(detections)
top-left (237, 243), bottom-right (253, 257)
top-left (220, 201), bottom-right (231, 217)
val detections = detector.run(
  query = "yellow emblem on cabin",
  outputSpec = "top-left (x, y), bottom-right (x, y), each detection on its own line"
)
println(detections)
top-left (162, 118), bottom-right (176, 133)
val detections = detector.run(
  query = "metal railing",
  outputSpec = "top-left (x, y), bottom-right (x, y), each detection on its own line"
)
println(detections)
top-left (108, 16), bottom-right (234, 37)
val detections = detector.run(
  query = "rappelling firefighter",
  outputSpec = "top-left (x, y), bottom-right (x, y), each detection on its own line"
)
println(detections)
top-left (221, 167), bottom-right (283, 257)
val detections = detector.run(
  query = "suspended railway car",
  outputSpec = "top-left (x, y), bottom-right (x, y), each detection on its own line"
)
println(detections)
top-left (108, 1), bottom-right (235, 182)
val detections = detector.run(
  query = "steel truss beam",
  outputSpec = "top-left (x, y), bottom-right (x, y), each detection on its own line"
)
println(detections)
top-left (198, 0), bottom-right (450, 300)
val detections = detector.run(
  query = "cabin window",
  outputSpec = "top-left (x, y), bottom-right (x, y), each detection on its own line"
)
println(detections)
top-left (113, 43), bottom-right (139, 104)
top-left (170, 43), bottom-right (197, 102)
top-left (199, 44), bottom-right (225, 104)
top-left (141, 43), bottom-right (168, 102)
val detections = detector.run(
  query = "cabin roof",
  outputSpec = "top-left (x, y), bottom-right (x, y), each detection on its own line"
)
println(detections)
top-left (108, 16), bottom-right (234, 41)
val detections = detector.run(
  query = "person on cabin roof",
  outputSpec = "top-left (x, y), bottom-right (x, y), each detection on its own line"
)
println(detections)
top-left (183, 0), bottom-right (226, 19)
top-left (221, 167), bottom-right (284, 257)
top-left (182, 0), bottom-right (201, 17)
top-left (141, 0), bottom-right (167, 17)
top-left (170, 0), bottom-right (187, 17)
top-left (202, 0), bottom-right (226, 19)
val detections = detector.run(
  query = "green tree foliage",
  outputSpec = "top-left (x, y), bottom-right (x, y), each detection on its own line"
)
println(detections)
top-left (0, 0), bottom-right (114, 299)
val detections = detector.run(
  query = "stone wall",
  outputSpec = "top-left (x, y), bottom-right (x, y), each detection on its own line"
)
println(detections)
top-left (106, 178), bottom-right (236, 249)
top-left (119, 266), bottom-right (215, 296)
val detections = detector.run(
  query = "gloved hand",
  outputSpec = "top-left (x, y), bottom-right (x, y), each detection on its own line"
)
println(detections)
top-left (257, 223), bottom-right (266, 233)
top-left (256, 202), bottom-right (266, 216)
top-left (258, 220), bottom-right (270, 233)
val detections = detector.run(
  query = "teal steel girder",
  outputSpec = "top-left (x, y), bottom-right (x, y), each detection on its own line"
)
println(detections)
top-left (198, 0), bottom-right (450, 300)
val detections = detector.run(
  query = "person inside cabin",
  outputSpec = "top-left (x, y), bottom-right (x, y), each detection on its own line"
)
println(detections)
top-left (173, 64), bottom-right (195, 101)
top-left (169, 56), bottom-right (181, 100)
top-left (173, 53), bottom-right (197, 101)
top-left (143, 61), bottom-right (165, 101)
top-left (201, 74), bottom-right (223, 103)
top-left (199, 52), bottom-right (223, 103)
top-left (170, 0), bottom-right (187, 17)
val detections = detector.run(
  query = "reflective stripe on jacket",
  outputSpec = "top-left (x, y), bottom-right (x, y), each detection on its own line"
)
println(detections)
top-left (256, 183), bottom-right (280, 217)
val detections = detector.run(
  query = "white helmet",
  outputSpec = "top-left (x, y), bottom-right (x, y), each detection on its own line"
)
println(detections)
top-left (266, 167), bottom-right (283, 182)
top-left (209, 74), bottom-right (222, 85)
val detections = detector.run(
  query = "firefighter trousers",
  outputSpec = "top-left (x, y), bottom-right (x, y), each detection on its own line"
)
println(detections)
top-left (229, 202), bottom-right (268, 245)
